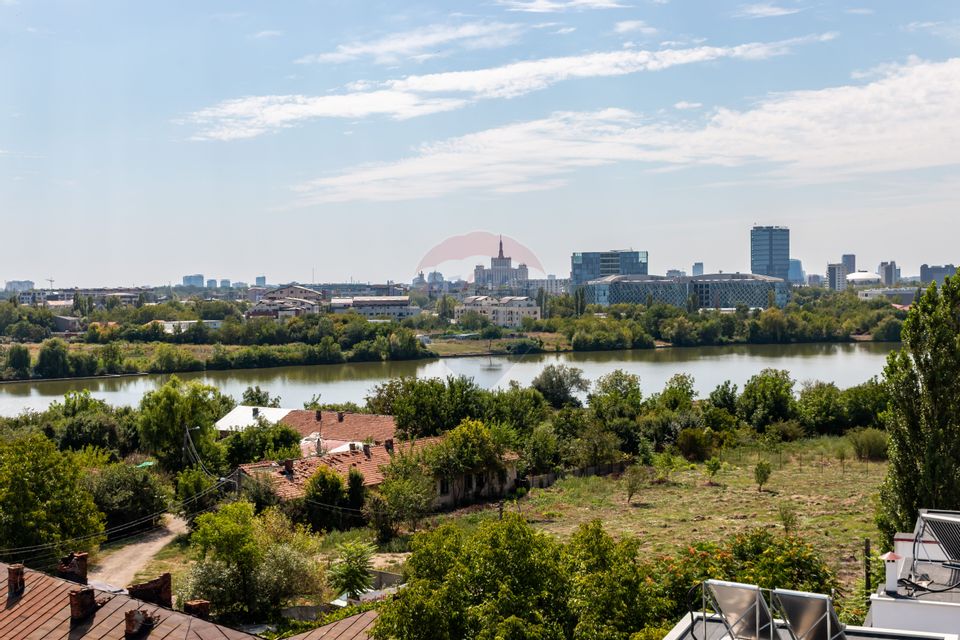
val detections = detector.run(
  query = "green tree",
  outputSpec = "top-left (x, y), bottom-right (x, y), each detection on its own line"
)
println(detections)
top-left (737, 368), bottom-right (796, 431)
top-left (0, 433), bottom-right (105, 564)
top-left (87, 464), bottom-right (169, 535)
top-left (4, 343), bottom-right (31, 378)
top-left (328, 540), bottom-right (375, 599)
top-left (521, 423), bottom-right (560, 475)
top-left (241, 385), bottom-right (282, 407)
top-left (531, 364), bottom-right (590, 409)
top-left (708, 380), bottom-right (739, 414)
top-left (755, 460), bottom-right (772, 492)
top-left (34, 338), bottom-right (70, 378)
top-left (175, 466), bottom-right (222, 524)
top-left (797, 381), bottom-right (845, 435)
top-left (304, 465), bottom-right (347, 531)
top-left (138, 376), bottom-right (234, 470)
top-left (380, 451), bottom-right (436, 532)
top-left (878, 273), bottom-right (960, 542)
top-left (623, 464), bottom-right (647, 504)
top-left (191, 501), bottom-right (263, 614)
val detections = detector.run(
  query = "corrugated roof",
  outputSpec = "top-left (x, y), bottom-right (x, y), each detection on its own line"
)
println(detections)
top-left (0, 562), bottom-right (256, 639)
top-left (288, 610), bottom-right (377, 640)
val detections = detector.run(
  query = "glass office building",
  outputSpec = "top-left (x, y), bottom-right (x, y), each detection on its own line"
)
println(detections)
top-left (571, 250), bottom-right (648, 286)
top-left (750, 226), bottom-right (790, 281)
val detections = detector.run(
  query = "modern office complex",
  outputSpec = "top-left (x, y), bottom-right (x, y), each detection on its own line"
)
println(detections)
top-left (583, 273), bottom-right (788, 309)
top-left (182, 273), bottom-right (204, 287)
top-left (920, 264), bottom-right (957, 285)
top-left (3, 280), bottom-right (34, 293)
top-left (842, 253), bottom-right (856, 274)
top-left (206, 279), bottom-right (217, 289)
top-left (570, 249), bottom-right (648, 286)
top-left (255, 275), bottom-right (267, 287)
top-left (750, 226), bottom-right (790, 281)
top-left (691, 262), bottom-right (704, 277)
top-left (787, 259), bottom-right (804, 284)
top-left (827, 263), bottom-right (848, 291)
top-left (879, 261), bottom-right (899, 286)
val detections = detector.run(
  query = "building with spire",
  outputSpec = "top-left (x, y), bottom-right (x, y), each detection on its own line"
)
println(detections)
top-left (473, 236), bottom-right (529, 289)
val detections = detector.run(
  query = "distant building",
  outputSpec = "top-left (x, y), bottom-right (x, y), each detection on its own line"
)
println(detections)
top-left (807, 274), bottom-right (824, 287)
top-left (206, 279), bottom-right (217, 289)
top-left (692, 262), bottom-right (704, 277)
top-left (219, 279), bottom-right (231, 289)
top-left (474, 237), bottom-right (529, 288)
top-left (330, 296), bottom-right (420, 320)
top-left (920, 264), bottom-right (957, 285)
top-left (846, 271), bottom-right (881, 287)
top-left (750, 226), bottom-right (790, 281)
top-left (232, 281), bottom-right (248, 289)
top-left (521, 276), bottom-right (569, 297)
top-left (879, 261), bottom-right (899, 286)
top-left (255, 275), bottom-right (267, 287)
top-left (788, 259), bottom-right (804, 284)
top-left (455, 296), bottom-right (541, 327)
top-left (182, 274), bottom-right (204, 287)
top-left (571, 249), bottom-right (648, 286)
top-left (246, 297), bottom-right (320, 320)
top-left (262, 285), bottom-right (324, 303)
top-left (827, 263), bottom-right (848, 291)
top-left (4, 280), bottom-right (34, 293)
top-left (583, 273), bottom-right (789, 309)
top-left (665, 269), bottom-right (686, 278)
top-left (858, 287), bottom-right (919, 305)
top-left (842, 254), bottom-right (856, 275)
top-left (160, 319), bottom-right (224, 334)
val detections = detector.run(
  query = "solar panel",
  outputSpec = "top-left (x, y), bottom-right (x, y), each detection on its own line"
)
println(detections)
top-left (920, 511), bottom-right (960, 563)
top-left (772, 589), bottom-right (845, 640)
top-left (704, 579), bottom-right (775, 640)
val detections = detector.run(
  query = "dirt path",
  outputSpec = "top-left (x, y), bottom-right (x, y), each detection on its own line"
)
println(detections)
top-left (89, 516), bottom-right (188, 588)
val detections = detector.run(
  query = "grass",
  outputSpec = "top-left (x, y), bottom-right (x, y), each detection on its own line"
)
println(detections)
top-left (433, 437), bottom-right (884, 589)
top-left (132, 534), bottom-right (193, 588)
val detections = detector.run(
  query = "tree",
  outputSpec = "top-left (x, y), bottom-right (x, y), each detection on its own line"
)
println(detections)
top-left (304, 466), bottom-right (347, 531)
top-left (4, 343), bottom-right (30, 378)
top-left (531, 364), bottom-right (590, 408)
top-left (87, 464), bottom-right (169, 535)
top-left (138, 376), bottom-right (235, 470)
top-left (241, 385), bottom-right (281, 408)
top-left (754, 461), bottom-right (772, 492)
top-left (623, 464), bottom-right (647, 504)
top-left (521, 423), bottom-right (560, 475)
top-left (223, 419), bottom-right (300, 466)
top-left (327, 540), bottom-right (375, 599)
top-left (175, 466), bottom-right (222, 524)
top-left (708, 380), bottom-right (739, 414)
top-left (34, 338), bottom-right (70, 378)
top-left (878, 273), bottom-right (960, 542)
top-left (0, 433), bottom-right (105, 564)
top-left (380, 451), bottom-right (436, 531)
top-left (192, 502), bottom-right (263, 612)
top-left (797, 381), bottom-right (845, 435)
top-left (589, 370), bottom-right (644, 425)
top-left (737, 369), bottom-right (796, 431)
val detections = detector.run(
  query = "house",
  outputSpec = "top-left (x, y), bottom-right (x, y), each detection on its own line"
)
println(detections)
top-left (329, 296), bottom-right (421, 321)
top-left (455, 296), bottom-right (541, 328)
top-left (288, 610), bottom-right (377, 640)
top-left (53, 315), bottom-right (82, 332)
top-left (159, 320), bottom-right (224, 334)
top-left (0, 556), bottom-right (255, 639)
top-left (261, 285), bottom-right (325, 303)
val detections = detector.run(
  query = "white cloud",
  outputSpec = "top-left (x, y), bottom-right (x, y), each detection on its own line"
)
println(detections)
top-left (188, 33), bottom-right (834, 139)
top-left (673, 100), bottom-right (702, 109)
top-left (251, 30), bottom-right (283, 39)
top-left (497, 0), bottom-right (628, 13)
top-left (905, 20), bottom-right (960, 43)
top-left (614, 20), bottom-right (658, 35)
top-left (844, 8), bottom-right (873, 15)
top-left (297, 22), bottom-right (525, 64)
top-left (555, 26), bottom-right (577, 34)
top-left (735, 3), bottom-right (802, 18)
top-left (290, 58), bottom-right (960, 203)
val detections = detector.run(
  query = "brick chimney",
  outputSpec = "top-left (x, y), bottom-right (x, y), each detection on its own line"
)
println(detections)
top-left (69, 587), bottom-right (97, 622)
top-left (283, 459), bottom-right (294, 474)
top-left (337, 411), bottom-right (345, 422)
top-left (124, 609), bottom-right (158, 637)
top-left (385, 439), bottom-right (394, 454)
top-left (7, 564), bottom-right (24, 597)
top-left (127, 573), bottom-right (172, 608)
top-left (363, 443), bottom-right (371, 457)
top-left (184, 599), bottom-right (211, 619)
top-left (315, 409), bottom-right (322, 421)
top-left (58, 552), bottom-right (89, 584)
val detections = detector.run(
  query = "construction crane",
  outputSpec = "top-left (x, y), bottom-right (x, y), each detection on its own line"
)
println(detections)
top-left (45, 277), bottom-right (54, 290)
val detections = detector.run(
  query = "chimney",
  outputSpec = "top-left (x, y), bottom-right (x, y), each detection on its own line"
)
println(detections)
top-left (124, 609), bottom-right (158, 637)
top-left (58, 552), bottom-right (88, 584)
top-left (337, 411), bottom-right (345, 422)
top-left (252, 407), bottom-right (259, 417)
top-left (184, 599), bottom-right (211, 619)
top-left (315, 409), bottom-right (322, 421)
top-left (127, 573), bottom-right (172, 608)
top-left (283, 459), bottom-right (294, 474)
top-left (880, 551), bottom-right (903, 594)
top-left (70, 587), bottom-right (97, 622)
top-left (363, 443), bottom-right (371, 457)
top-left (349, 443), bottom-right (357, 451)
top-left (7, 564), bottom-right (25, 597)
top-left (385, 439), bottom-right (394, 454)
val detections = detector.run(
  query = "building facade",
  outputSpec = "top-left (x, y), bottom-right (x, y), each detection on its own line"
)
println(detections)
top-left (330, 296), bottom-right (420, 320)
top-left (570, 249), bottom-right (649, 286)
top-left (879, 261), bottom-right (899, 286)
top-left (255, 275), bottom-right (267, 287)
top-left (842, 254), bottom-right (857, 274)
top-left (182, 274), bottom-right (204, 287)
top-left (692, 262), bottom-right (704, 277)
top-left (750, 226), bottom-right (790, 281)
top-left (455, 296), bottom-right (541, 327)
top-left (920, 264), bottom-right (956, 285)
top-left (827, 263), bottom-right (848, 291)
top-left (3, 280), bottom-right (34, 293)
top-left (473, 237), bottom-right (529, 288)
top-left (788, 259), bottom-right (804, 284)
top-left (583, 273), bottom-right (789, 309)
top-left (521, 276), bottom-right (569, 297)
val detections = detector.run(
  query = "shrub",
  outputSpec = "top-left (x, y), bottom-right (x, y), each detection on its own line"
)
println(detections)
top-left (677, 428), bottom-right (713, 462)
top-left (704, 457), bottom-right (723, 484)
top-left (754, 461), bottom-right (772, 492)
top-left (766, 419), bottom-right (806, 443)
top-left (86, 464), bottom-right (170, 535)
top-left (847, 427), bottom-right (888, 461)
top-left (623, 464), bottom-right (648, 504)
top-left (777, 502), bottom-right (800, 534)
top-left (327, 540), bottom-right (375, 599)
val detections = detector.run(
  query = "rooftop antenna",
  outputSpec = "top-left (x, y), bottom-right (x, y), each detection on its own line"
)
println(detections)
top-left (46, 277), bottom-right (54, 290)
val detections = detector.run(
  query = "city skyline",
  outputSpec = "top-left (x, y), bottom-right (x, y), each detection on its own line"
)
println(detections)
top-left (3, 1), bottom-right (959, 286)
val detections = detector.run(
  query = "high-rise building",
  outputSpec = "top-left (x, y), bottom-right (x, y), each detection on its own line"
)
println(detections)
top-left (750, 226), bottom-right (790, 281)
top-left (474, 237), bottom-right (529, 288)
top-left (842, 254), bottom-right (856, 275)
top-left (206, 279), bottom-right (217, 289)
top-left (788, 259), bottom-right (804, 284)
top-left (879, 261), bottom-right (898, 286)
top-left (571, 249), bottom-right (649, 286)
top-left (255, 275), bottom-right (267, 287)
top-left (182, 274), bottom-right (204, 287)
top-left (4, 280), bottom-right (34, 293)
top-left (220, 279), bottom-right (231, 289)
top-left (827, 263), bottom-right (848, 291)
top-left (666, 269), bottom-right (686, 278)
top-left (920, 264), bottom-right (957, 285)
top-left (692, 262), bottom-right (704, 277)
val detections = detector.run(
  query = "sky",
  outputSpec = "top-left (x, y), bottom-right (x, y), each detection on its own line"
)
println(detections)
top-left (1, 0), bottom-right (959, 287)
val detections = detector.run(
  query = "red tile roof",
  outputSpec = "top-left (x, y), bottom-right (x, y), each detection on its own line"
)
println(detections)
top-left (0, 562), bottom-right (256, 639)
top-left (239, 438), bottom-right (441, 501)
top-left (280, 411), bottom-right (397, 443)
top-left (288, 610), bottom-right (377, 640)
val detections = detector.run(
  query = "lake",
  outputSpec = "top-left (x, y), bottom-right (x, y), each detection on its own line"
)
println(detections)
top-left (0, 342), bottom-right (898, 416)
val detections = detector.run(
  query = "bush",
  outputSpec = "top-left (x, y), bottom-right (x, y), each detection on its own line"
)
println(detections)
top-left (766, 419), bottom-right (806, 443)
top-left (847, 427), bottom-right (888, 461)
top-left (677, 428), bottom-right (713, 462)
top-left (87, 464), bottom-right (170, 535)
top-left (754, 461), bottom-right (772, 492)
top-left (623, 464), bottom-right (649, 504)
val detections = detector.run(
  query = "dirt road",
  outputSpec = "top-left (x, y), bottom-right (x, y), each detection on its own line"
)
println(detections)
top-left (89, 516), bottom-right (188, 588)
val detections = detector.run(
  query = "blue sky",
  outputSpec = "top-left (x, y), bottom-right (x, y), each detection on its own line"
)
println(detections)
top-left (1, 0), bottom-right (959, 287)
